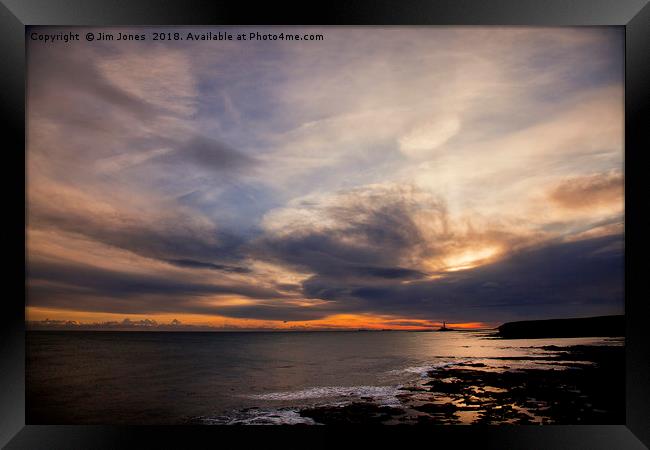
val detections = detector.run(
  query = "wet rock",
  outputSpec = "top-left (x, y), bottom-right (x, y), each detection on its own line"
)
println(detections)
top-left (407, 344), bottom-right (624, 425)
top-left (299, 402), bottom-right (404, 425)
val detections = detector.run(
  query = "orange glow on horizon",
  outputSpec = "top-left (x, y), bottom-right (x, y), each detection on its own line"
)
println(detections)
top-left (26, 307), bottom-right (492, 331)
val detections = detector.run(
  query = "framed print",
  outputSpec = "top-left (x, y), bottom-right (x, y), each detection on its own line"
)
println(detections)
top-left (1, 0), bottom-right (649, 448)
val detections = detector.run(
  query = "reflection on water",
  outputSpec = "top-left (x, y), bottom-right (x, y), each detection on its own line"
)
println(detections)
top-left (26, 330), bottom-right (623, 424)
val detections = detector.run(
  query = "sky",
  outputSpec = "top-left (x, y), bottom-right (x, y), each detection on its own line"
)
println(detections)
top-left (26, 26), bottom-right (624, 331)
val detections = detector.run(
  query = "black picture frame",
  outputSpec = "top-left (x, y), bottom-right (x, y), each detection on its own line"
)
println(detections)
top-left (2, 1), bottom-right (649, 448)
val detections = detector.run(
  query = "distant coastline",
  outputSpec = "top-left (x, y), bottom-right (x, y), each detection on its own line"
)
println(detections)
top-left (25, 320), bottom-right (492, 333)
top-left (496, 315), bottom-right (624, 339)
top-left (25, 315), bottom-right (625, 337)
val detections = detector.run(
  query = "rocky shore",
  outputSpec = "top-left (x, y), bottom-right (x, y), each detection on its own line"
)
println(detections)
top-left (297, 344), bottom-right (624, 425)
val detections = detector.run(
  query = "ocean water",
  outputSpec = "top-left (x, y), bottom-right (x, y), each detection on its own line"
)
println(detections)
top-left (26, 330), bottom-right (622, 424)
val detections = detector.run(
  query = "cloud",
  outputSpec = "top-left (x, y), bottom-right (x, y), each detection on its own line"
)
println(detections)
top-left (548, 170), bottom-right (623, 210)
top-left (26, 27), bottom-right (624, 326)
top-left (257, 184), bottom-right (446, 278)
top-left (28, 45), bottom-right (163, 122)
top-left (28, 259), bottom-right (283, 301)
top-left (159, 136), bottom-right (255, 172)
top-left (304, 234), bottom-right (624, 324)
top-left (259, 183), bottom-right (539, 277)
top-left (165, 259), bottom-right (251, 273)
top-left (399, 115), bottom-right (461, 159)
top-left (95, 46), bottom-right (197, 116)
top-left (28, 181), bottom-right (250, 272)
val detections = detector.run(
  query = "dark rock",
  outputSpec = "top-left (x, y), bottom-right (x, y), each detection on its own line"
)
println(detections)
top-left (299, 402), bottom-right (404, 425)
top-left (497, 315), bottom-right (624, 339)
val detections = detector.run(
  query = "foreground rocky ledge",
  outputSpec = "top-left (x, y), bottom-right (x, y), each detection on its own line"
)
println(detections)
top-left (497, 315), bottom-right (624, 339)
top-left (298, 345), bottom-right (624, 425)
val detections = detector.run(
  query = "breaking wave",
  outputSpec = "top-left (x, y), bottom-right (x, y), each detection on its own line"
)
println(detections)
top-left (246, 385), bottom-right (402, 406)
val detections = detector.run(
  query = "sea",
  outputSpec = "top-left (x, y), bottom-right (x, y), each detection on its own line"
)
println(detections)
top-left (26, 330), bottom-right (623, 425)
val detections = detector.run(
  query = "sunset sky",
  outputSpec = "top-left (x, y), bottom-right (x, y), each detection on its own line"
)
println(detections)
top-left (26, 27), bottom-right (624, 330)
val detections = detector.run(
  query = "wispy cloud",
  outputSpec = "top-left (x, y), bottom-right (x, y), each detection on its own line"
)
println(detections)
top-left (26, 26), bottom-right (624, 328)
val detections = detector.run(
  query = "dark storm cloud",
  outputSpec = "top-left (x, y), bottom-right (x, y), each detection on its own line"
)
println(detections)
top-left (259, 232), bottom-right (424, 280)
top-left (30, 202), bottom-right (251, 272)
top-left (355, 266), bottom-right (427, 280)
top-left (26, 233), bottom-right (623, 323)
top-left (27, 258), bottom-right (333, 320)
top-left (165, 259), bottom-right (251, 273)
top-left (256, 187), bottom-right (447, 281)
top-left (28, 260), bottom-right (282, 300)
top-left (243, 181), bottom-right (622, 323)
top-left (300, 234), bottom-right (623, 323)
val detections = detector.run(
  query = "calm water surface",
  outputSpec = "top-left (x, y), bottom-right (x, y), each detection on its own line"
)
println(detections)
top-left (26, 330), bottom-right (622, 424)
